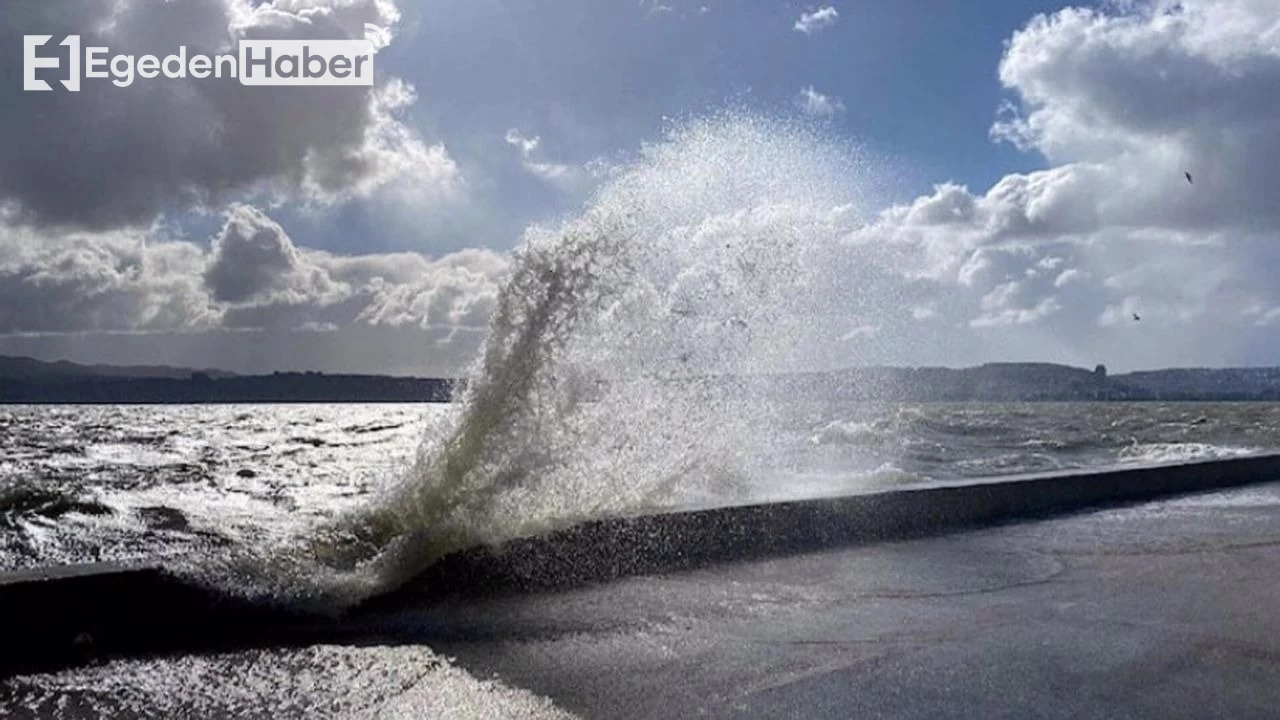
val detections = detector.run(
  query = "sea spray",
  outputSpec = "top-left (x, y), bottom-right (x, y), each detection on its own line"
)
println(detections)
top-left (229, 114), bottom-right (885, 606)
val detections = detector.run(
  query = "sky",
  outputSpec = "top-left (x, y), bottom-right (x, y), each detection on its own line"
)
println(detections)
top-left (3, 0), bottom-right (1280, 375)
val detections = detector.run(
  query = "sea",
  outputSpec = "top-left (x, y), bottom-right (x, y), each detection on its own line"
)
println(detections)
top-left (1, 401), bottom-right (1273, 581)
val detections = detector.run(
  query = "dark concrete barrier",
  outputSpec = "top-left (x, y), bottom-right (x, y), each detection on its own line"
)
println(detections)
top-left (388, 453), bottom-right (1280, 602)
top-left (4, 453), bottom-right (1280, 676)
top-left (0, 564), bottom-right (327, 678)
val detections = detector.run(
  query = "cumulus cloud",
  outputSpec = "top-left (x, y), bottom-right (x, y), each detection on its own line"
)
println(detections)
top-left (992, 1), bottom-right (1280, 230)
top-left (840, 0), bottom-right (1280, 367)
top-left (0, 206), bottom-right (508, 353)
top-left (1, 0), bottom-right (458, 230)
top-left (209, 206), bottom-right (509, 335)
top-left (0, 226), bottom-right (215, 335)
top-left (794, 6), bottom-right (839, 35)
top-left (205, 205), bottom-right (338, 305)
top-left (796, 86), bottom-right (846, 117)
top-left (301, 79), bottom-right (462, 207)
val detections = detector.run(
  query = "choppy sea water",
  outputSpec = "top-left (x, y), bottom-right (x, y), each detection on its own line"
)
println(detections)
top-left (1, 401), bottom-right (1274, 577)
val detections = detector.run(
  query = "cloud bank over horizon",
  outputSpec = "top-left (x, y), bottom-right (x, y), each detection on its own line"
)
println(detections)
top-left (3, 0), bottom-right (1280, 374)
top-left (845, 0), bottom-right (1280, 370)
top-left (0, 204), bottom-right (506, 374)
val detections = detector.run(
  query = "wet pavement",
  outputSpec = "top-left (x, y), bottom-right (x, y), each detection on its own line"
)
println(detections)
top-left (411, 483), bottom-right (1280, 719)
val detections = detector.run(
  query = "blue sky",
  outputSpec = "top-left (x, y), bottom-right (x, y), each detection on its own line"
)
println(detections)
top-left (4, 0), bottom-right (1280, 374)
top-left (279, 0), bottom-right (1072, 256)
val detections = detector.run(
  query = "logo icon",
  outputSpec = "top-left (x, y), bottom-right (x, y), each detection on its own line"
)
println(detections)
top-left (363, 24), bottom-right (391, 51)
top-left (24, 35), bottom-right (81, 91)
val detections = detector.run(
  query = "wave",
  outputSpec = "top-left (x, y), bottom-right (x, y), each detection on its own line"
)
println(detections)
top-left (0, 485), bottom-right (114, 525)
top-left (1116, 442), bottom-right (1261, 465)
top-left (204, 113), bottom-right (879, 608)
top-left (811, 420), bottom-right (889, 447)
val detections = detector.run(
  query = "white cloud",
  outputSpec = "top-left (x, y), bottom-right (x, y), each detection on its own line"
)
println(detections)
top-left (1036, 256), bottom-right (1064, 271)
top-left (794, 6), bottom-right (839, 35)
top-left (839, 0), bottom-right (1280, 366)
top-left (1252, 307), bottom-right (1280, 327)
top-left (911, 305), bottom-right (938, 321)
top-left (0, 206), bottom-right (508, 347)
top-left (505, 129), bottom-right (581, 189)
top-left (302, 80), bottom-right (463, 207)
top-left (0, 225), bottom-right (215, 335)
top-left (841, 324), bottom-right (881, 340)
top-left (796, 86), bottom-right (847, 117)
top-left (991, 0), bottom-right (1280, 229)
top-left (1053, 268), bottom-right (1086, 288)
top-left (971, 283), bottom-right (1062, 328)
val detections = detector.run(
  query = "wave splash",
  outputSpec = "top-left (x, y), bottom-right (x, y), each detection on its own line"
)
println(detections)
top-left (228, 114), bottom-right (878, 606)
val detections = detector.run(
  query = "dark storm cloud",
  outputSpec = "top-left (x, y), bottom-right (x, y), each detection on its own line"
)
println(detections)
top-left (1, 0), bottom-right (454, 230)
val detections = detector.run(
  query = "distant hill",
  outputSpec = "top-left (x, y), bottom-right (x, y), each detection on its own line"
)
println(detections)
top-left (775, 363), bottom-right (1280, 402)
top-left (4, 356), bottom-right (1280, 404)
top-left (0, 356), bottom-right (237, 382)
top-left (0, 356), bottom-right (453, 404)
top-left (1116, 367), bottom-right (1280, 401)
top-left (774, 363), bottom-right (1143, 402)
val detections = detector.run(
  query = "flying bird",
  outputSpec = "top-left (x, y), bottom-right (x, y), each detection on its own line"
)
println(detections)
top-left (1132, 312), bottom-right (1142, 322)
top-left (1184, 171), bottom-right (1193, 185)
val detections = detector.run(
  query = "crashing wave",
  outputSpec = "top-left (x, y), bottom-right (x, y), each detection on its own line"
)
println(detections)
top-left (223, 113), bottom-right (885, 606)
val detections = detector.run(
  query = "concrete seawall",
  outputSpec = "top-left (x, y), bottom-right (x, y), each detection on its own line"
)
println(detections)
top-left (395, 452), bottom-right (1280, 599)
top-left (0, 564), bottom-right (322, 677)
top-left (5, 453), bottom-right (1280, 676)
